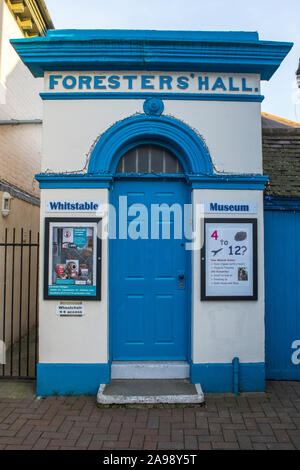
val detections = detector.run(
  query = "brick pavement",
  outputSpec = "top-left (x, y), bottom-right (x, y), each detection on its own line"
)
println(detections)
top-left (0, 381), bottom-right (299, 450)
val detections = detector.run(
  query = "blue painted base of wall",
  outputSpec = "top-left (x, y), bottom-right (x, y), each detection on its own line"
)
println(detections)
top-left (190, 362), bottom-right (265, 392)
top-left (266, 369), bottom-right (300, 381)
top-left (37, 363), bottom-right (110, 397)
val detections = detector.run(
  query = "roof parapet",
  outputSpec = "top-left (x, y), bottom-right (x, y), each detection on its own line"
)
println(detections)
top-left (10, 29), bottom-right (293, 79)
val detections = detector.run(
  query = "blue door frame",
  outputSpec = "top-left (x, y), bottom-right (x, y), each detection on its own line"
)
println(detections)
top-left (109, 177), bottom-right (192, 364)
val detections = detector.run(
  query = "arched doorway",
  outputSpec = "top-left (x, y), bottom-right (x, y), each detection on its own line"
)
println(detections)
top-left (88, 112), bottom-right (213, 367)
top-left (111, 144), bottom-right (190, 361)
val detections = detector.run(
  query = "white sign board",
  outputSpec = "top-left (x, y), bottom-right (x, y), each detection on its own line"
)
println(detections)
top-left (46, 200), bottom-right (102, 213)
top-left (203, 201), bottom-right (257, 214)
top-left (201, 219), bottom-right (257, 300)
top-left (56, 302), bottom-right (85, 316)
top-left (45, 72), bottom-right (261, 97)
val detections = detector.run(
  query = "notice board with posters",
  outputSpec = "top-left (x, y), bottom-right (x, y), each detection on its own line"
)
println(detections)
top-left (201, 218), bottom-right (257, 300)
top-left (44, 218), bottom-right (101, 300)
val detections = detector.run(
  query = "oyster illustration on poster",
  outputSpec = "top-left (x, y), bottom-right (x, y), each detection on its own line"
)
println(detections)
top-left (202, 219), bottom-right (257, 300)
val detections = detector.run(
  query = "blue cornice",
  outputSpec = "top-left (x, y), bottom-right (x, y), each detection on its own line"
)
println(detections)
top-left (11, 29), bottom-right (293, 80)
top-left (39, 92), bottom-right (265, 102)
top-left (42, 30), bottom-right (262, 42)
top-left (36, 173), bottom-right (268, 190)
top-left (36, 174), bottom-right (113, 188)
top-left (188, 174), bottom-right (268, 190)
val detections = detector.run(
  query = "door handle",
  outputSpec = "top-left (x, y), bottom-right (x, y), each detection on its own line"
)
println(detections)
top-left (178, 274), bottom-right (184, 280)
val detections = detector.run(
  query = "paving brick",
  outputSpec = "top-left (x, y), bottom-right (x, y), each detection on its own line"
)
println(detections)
top-left (237, 435), bottom-right (253, 450)
top-left (130, 435), bottom-right (144, 449)
top-left (197, 442), bottom-right (212, 450)
top-left (0, 380), bottom-right (299, 451)
top-left (171, 430), bottom-right (184, 442)
top-left (157, 441), bottom-right (185, 450)
top-left (209, 422), bottom-right (222, 435)
top-left (0, 430), bottom-right (16, 437)
top-left (184, 435), bottom-right (198, 449)
top-left (32, 438), bottom-right (50, 450)
top-left (76, 433), bottom-right (93, 448)
top-left (253, 443), bottom-right (268, 450)
top-left (222, 429), bottom-right (237, 442)
top-left (143, 441), bottom-right (158, 450)
top-left (287, 431), bottom-right (300, 449)
top-left (267, 443), bottom-right (295, 450)
top-left (257, 422), bottom-right (274, 436)
top-left (251, 435), bottom-right (278, 443)
top-left (23, 431), bottom-right (43, 446)
top-left (41, 431), bottom-right (68, 440)
top-left (49, 439), bottom-right (77, 448)
top-left (4, 444), bottom-right (35, 450)
top-left (212, 442), bottom-right (240, 450)
top-left (273, 429), bottom-right (291, 443)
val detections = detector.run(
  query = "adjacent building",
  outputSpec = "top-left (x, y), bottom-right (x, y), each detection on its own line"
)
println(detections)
top-left (0, 0), bottom-right (53, 377)
top-left (0, 0), bottom-right (53, 237)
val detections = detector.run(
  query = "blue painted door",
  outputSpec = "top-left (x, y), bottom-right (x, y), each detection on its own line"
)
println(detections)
top-left (110, 180), bottom-right (189, 360)
top-left (265, 210), bottom-right (300, 380)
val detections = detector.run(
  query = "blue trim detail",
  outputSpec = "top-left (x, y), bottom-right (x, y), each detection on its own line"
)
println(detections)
top-left (190, 362), bottom-right (265, 392)
top-left (35, 174), bottom-right (113, 189)
top-left (35, 173), bottom-right (268, 189)
top-left (38, 29), bottom-right (263, 41)
top-left (39, 92), bottom-right (264, 102)
top-left (264, 196), bottom-right (300, 211)
top-left (36, 363), bottom-right (110, 397)
top-left (189, 174), bottom-right (268, 190)
top-left (265, 369), bottom-right (300, 381)
top-left (88, 114), bottom-right (213, 176)
top-left (11, 29), bottom-right (292, 80)
top-left (143, 97), bottom-right (164, 115)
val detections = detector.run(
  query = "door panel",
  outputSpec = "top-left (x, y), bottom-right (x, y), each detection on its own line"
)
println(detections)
top-left (110, 180), bottom-right (189, 360)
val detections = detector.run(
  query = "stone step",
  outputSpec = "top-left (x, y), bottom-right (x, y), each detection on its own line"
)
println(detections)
top-left (97, 379), bottom-right (204, 404)
top-left (111, 361), bottom-right (190, 379)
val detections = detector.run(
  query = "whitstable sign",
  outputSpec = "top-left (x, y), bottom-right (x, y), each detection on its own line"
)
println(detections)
top-left (203, 201), bottom-right (257, 214)
top-left (46, 200), bottom-right (102, 213)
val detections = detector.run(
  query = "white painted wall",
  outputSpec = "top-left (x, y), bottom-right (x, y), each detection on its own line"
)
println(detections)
top-left (39, 188), bottom-right (109, 364)
top-left (39, 187), bottom-right (265, 367)
top-left (39, 70), bottom-right (265, 368)
top-left (192, 189), bottom-right (265, 364)
top-left (0, 0), bottom-right (43, 118)
top-left (41, 73), bottom-right (262, 175)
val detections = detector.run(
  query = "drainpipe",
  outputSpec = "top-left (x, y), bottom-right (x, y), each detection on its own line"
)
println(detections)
top-left (232, 357), bottom-right (240, 395)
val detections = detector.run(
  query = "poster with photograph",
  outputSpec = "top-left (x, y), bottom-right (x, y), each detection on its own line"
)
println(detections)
top-left (201, 219), bottom-right (257, 300)
top-left (44, 218), bottom-right (101, 300)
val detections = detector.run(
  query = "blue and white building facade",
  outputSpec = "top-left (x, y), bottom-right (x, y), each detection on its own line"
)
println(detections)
top-left (12, 30), bottom-right (292, 396)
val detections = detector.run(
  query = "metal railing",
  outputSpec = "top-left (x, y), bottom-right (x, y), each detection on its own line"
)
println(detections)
top-left (0, 229), bottom-right (39, 379)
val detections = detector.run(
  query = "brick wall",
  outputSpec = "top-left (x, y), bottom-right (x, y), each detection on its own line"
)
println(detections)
top-left (0, 0), bottom-right (43, 199)
top-left (0, 124), bottom-right (41, 197)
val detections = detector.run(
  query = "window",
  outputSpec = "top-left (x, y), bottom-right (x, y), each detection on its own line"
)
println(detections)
top-left (116, 145), bottom-right (184, 174)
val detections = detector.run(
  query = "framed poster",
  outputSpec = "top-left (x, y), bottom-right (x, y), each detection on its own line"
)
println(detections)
top-left (201, 218), bottom-right (257, 301)
top-left (44, 218), bottom-right (101, 300)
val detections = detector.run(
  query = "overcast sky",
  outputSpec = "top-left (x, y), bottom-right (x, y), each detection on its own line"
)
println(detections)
top-left (45, 0), bottom-right (300, 122)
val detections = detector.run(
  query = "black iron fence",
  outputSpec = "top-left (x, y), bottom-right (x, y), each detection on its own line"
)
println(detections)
top-left (0, 229), bottom-right (39, 379)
